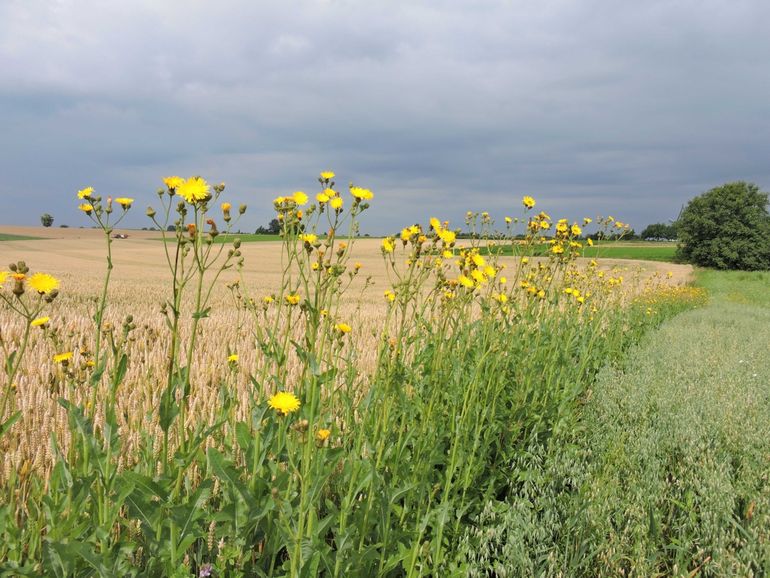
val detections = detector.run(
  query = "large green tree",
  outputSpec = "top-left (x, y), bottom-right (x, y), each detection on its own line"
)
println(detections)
top-left (676, 181), bottom-right (770, 270)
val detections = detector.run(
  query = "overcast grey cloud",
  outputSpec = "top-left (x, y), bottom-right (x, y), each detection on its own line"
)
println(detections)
top-left (2, 0), bottom-right (769, 233)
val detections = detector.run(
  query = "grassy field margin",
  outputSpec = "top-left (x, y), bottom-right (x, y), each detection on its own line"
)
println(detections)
top-left (465, 269), bottom-right (770, 575)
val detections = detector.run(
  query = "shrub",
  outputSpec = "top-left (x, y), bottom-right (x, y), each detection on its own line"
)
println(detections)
top-left (675, 182), bottom-right (770, 270)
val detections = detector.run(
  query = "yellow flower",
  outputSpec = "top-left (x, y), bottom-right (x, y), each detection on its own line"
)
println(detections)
top-left (221, 202), bottom-right (232, 212)
top-left (335, 323), bottom-right (352, 334)
top-left (268, 391), bottom-right (301, 415)
top-left (350, 186), bottom-right (373, 200)
top-left (494, 293), bottom-right (508, 304)
top-left (311, 262), bottom-right (320, 271)
top-left (483, 265), bottom-right (496, 278)
top-left (472, 254), bottom-right (486, 268)
top-left (78, 203), bottom-right (94, 214)
top-left (27, 273), bottom-right (59, 294)
top-left (31, 316), bottom-right (49, 327)
top-left (316, 428), bottom-right (331, 442)
top-left (330, 196), bottom-right (344, 210)
top-left (320, 171), bottom-right (335, 180)
top-left (438, 229), bottom-right (456, 244)
top-left (429, 217), bottom-right (442, 231)
top-left (583, 217), bottom-right (592, 225)
top-left (77, 187), bottom-right (94, 199)
top-left (442, 250), bottom-right (453, 259)
top-left (227, 353), bottom-right (239, 363)
top-left (163, 176), bottom-right (184, 191)
top-left (522, 196), bottom-right (536, 209)
top-left (500, 276), bottom-right (507, 284)
top-left (316, 192), bottom-right (330, 203)
top-left (177, 177), bottom-right (211, 204)
top-left (458, 275), bottom-right (475, 288)
top-left (471, 269), bottom-right (486, 284)
top-left (382, 237), bottom-right (395, 253)
top-left (384, 290), bottom-right (396, 302)
top-left (587, 238), bottom-right (594, 246)
top-left (551, 245), bottom-right (564, 255)
top-left (115, 197), bottom-right (134, 209)
top-left (571, 224), bottom-right (582, 236)
top-left (263, 295), bottom-right (274, 304)
top-left (0, 271), bottom-right (7, 286)
top-left (537, 289), bottom-right (546, 299)
top-left (285, 293), bottom-right (301, 306)
top-left (292, 191), bottom-right (309, 205)
top-left (505, 216), bottom-right (512, 224)
top-left (53, 352), bottom-right (73, 364)
top-left (300, 233), bottom-right (318, 244)
top-left (400, 227), bottom-right (415, 241)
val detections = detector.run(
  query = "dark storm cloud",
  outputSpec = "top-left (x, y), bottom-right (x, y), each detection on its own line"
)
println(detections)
top-left (2, 0), bottom-right (769, 233)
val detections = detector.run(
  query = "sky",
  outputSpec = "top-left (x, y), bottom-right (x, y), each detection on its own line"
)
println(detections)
top-left (2, 0), bottom-right (769, 235)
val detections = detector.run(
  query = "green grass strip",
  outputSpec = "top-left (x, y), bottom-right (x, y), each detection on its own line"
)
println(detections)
top-left (0, 232), bottom-right (44, 241)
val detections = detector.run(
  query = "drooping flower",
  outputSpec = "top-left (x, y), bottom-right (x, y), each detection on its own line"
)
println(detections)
top-left (268, 391), bottom-right (301, 415)
top-left (27, 273), bottom-right (59, 294)
top-left (177, 177), bottom-right (211, 204)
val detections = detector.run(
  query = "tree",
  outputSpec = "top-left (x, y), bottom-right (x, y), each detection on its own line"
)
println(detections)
top-left (640, 222), bottom-right (677, 240)
top-left (675, 181), bottom-right (770, 270)
top-left (40, 213), bottom-right (54, 227)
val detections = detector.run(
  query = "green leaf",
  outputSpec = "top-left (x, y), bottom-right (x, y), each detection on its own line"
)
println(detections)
top-left (0, 411), bottom-right (21, 438)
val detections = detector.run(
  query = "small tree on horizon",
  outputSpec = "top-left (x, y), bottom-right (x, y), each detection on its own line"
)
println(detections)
top-left (40, 213), bottom-right (54, 227)
top-left (675, 181), bottom-right (770, 270)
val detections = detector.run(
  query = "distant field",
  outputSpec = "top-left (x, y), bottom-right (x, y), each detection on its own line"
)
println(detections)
top-left (485, 241), bottom-right (678, 262)
top-left (0, 232), bottom-right (43, 241)
top-left (156, 232), bottom-right (282, 243)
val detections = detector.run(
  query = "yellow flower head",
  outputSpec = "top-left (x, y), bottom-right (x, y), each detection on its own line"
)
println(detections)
top-left (458, 275), bottom-right (475, 289)
top-left (429, 217), bottom-right (442, 232)
top-left (316, 428), bottom-right (331, 442)
top-left (221, 202), bottom-right (232, 212)
top-left (587, 238), bottom-right (594, 247)
top-left (320, 171), bottom-right (335, 181)
top-left (472, 254), bottom-right (486, 268)
top-left (0, 271), bottom-right (7, 286)
top-left (163, 176), bottom-right (184, 191)
top-left (28, 273), bottom-right (59, 294)
top-left (31, 316), bottom-right (50, 327)
top-left (78, 203), bottom-right (94, 214)
top-left (384, 290), bottom-right (396, 302)
top-left (115, 197), bottom-right (134, 209)
top-left (177, 177), bottom-right (211, 204)
top-left (77, 187), bottom-right (94, 199)
top-left (268, 391), bottom-right (301, 415)
top-left (439, 229), bottom-right (456, 245)
top-left (299, 233), bottom-right (318, 244)
top-left (53, 351), bottom-right (73, 364)
top-left (350, 186), bottom-right (373, 200)
top-left (335, 322), bottom-right (352, 334)
top-left (522, 196), bottom-right (536, 209)
top-left (292, 191), bottom-right (309, 205)
top-left (263, 295), bottom-right (274, 304)
top-left (316, 192), bottom-right (330, 203)
top-left (571, 224), bottom-right (582, 236)
top-left (227, 353), bottom-right (239, 363)
top-left (382, 237), bottom-right (395, 254)
top-left (330, 196), bottom-right (344, 210)
top-left (505, 216), bottom-right (512, 224)
top-left (285, 293), bottom-right (301, 306)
